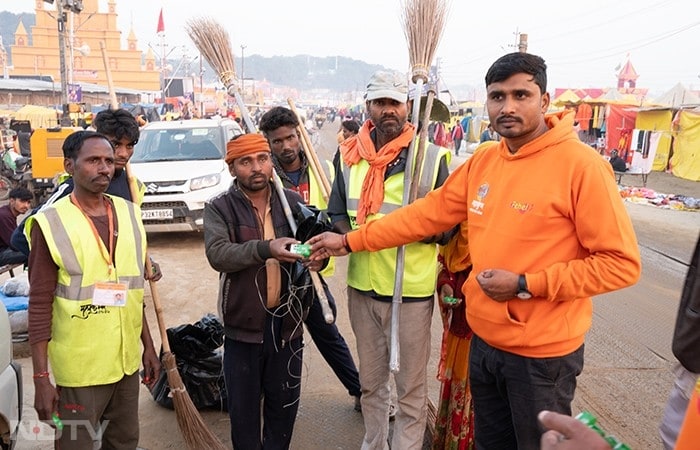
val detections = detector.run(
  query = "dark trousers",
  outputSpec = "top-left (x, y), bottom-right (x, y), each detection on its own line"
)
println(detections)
top-left (56, 373), bottom-right (139, 450)
top-left (304, 280), bottom-right (361, 397)
top-left (223, 322), bottom-right (303, 450)
top-left (469, 334), bottom-right (584, 450)
top-left (0, 247), bottom-right (27, 266)
top-left (454, 138), bottom-right (463, 155)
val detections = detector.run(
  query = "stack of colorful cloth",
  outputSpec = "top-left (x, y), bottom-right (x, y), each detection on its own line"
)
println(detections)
top-left (618, 186), bottom-right (700, 211)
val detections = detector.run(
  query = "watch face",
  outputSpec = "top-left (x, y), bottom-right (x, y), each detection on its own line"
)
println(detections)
top-left (517, 291), bottom-right (532, 300)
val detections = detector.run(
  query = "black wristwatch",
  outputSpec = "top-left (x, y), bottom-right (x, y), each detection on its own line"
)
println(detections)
top-left (516, 274), bottom-right (532, 300)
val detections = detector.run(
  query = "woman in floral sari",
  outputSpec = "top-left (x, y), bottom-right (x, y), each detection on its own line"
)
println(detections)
top-left (432, 225), bottom-right (475, 450)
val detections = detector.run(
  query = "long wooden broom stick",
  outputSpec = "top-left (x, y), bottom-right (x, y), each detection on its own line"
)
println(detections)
top-left (409, 89), bottom-right (436, 202)
top-left (402, 0), bottom-right (449, 436)
top-left (287, 98), bottom-right (332, 202)
top-left (99, 41), bottom-right (228, 450)
top-left (389, 0), bottom-right (449, 374)
top-left (185, 17), bottom-right (334, 325)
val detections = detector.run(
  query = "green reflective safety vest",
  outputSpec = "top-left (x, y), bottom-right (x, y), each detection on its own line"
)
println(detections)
top-left (344, 143), bottom-right (450, 296)
top-left (26, 195), bottom-right (147, 387)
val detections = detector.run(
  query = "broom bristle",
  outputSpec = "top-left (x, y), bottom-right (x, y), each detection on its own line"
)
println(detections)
top-left (163, 352), bottom-right (228, 450)
top-left (185, 17), bottom-right (237, 90)
top-left (401, 0), bottom-right (450, 83)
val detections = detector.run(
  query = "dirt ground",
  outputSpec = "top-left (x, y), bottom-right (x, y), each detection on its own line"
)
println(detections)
top-left (8, 124), bottom-right (700, 449)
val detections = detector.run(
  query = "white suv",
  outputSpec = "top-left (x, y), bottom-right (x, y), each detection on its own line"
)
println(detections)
top-left (130, 118), bottom-right (244, 232)
top-left (0, 302), bottom-right (21, 450)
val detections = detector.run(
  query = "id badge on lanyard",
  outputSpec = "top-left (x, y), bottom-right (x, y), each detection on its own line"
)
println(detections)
top-left (93, 281), bottom-right (128, 307)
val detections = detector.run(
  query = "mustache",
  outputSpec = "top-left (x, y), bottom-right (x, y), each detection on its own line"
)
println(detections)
top-left (93, 175), bottom-right (111, 183)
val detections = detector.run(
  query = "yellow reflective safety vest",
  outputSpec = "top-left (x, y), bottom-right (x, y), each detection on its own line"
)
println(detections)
top-left (344, 143), bottom-right (450, 296)
top-left (26, 195), bottom-right (147, 387)
top-left (309, 159), bottom-right (336, 277)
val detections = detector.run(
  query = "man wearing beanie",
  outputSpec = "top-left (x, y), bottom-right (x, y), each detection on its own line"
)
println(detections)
top-left (203, 133), bottom-right (326, 449)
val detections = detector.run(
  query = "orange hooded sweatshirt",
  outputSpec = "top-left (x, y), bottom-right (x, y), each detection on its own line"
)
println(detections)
top-left (347, 110), bottom-right (641, 358)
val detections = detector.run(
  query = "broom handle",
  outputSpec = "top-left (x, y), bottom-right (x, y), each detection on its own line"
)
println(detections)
top-left (287, 98), bottom-right (332, 201)
top-left (409, 90), bottom-right (435, 202)
top-left (101, 39), bottom-right (172, 354)
top-left (271, 171), bottom-right (334, 324)
top-left (100, 41), bottom-right (119, 110)
top-left (231, 88), bottom-right (257, 133)
top-left (389, 77), bottom-right (426, 373)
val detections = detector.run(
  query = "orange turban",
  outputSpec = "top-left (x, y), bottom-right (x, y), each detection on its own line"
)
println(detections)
top-left (225, 133), bottom-right (270, 164)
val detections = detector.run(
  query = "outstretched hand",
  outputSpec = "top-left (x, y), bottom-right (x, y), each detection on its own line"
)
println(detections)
top-left (539, 411), bottom-right (611, 450)
top-left (307, 232), bottom-right (348, 260)
top-left (270, 237), bottom-right (304, 263)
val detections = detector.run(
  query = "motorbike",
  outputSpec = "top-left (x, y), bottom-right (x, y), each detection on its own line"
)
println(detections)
top-left (0, 133), bottom-right (32, 201)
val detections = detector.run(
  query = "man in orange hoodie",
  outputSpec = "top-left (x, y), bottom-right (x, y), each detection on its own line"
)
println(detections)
top-left (308, 53), bottom-right (641, 450)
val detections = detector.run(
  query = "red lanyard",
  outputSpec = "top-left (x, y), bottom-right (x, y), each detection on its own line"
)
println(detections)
top-left (70, 193), bottom-right (115, 275)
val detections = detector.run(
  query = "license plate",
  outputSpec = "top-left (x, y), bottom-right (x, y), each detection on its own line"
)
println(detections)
top-left (142, 209), bottom-right (174, 220)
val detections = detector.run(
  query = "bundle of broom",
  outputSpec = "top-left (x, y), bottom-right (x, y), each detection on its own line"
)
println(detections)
top-left (185, 17), bottom-right (335, 323)
top-left (396, 0), bottom-right (449, 440)
top-left (99, 41), bottom-right (228, 450)
top-left (185, 17), bottom-right (255, 133)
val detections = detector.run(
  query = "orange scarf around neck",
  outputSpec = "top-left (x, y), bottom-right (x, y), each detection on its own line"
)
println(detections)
top-left (339, 120), bottom-right (416, 224)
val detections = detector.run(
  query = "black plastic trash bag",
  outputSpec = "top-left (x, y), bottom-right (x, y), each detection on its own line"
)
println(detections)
top-left (147, 314), bottom-right (228, 411)
top-left (294, 202), bottom-right (332, 242)
top-left (167, 313), bottom-right (224, 357)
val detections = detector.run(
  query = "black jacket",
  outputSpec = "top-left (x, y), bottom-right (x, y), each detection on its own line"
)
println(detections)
top-left (672, 234), bottom-right (700, 373)
top-left (204, 181), bottom-right (311, 345)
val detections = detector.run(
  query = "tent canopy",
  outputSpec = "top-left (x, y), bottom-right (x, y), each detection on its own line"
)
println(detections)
top-left (652, 83), bottom-right (700, 108)
top-left (12, 105), bottom-right (61, 129)
top-left (552, 89), bottom-right (581, 107)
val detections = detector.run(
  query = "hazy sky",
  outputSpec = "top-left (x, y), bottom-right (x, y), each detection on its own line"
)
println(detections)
top-left (4, 0), bottom-right (700, 98)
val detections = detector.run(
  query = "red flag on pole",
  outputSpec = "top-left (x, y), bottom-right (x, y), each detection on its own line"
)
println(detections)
top-left (157, 8), bottom-right (165, 34)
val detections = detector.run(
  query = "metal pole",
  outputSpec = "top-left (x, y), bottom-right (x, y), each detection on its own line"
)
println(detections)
top-left (199, 53), bottom-right (204, 116)
top-left (240, 45), bottom-right (246, 95)
top-left (68, 9), bottom-right (74, 85)
top-left (160, 33), bottom-right (167, 104)
top-left (56, 9), bottom-right (71, 126)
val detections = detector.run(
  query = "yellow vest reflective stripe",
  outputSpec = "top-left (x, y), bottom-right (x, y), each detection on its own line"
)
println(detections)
top-left (131, 176), bottom-right (146, 205)
top-left (27, 195), bottom-right (146, 387)
top-left (308, 160), bottom-right (336, 277)
top-left (343, 143), bottom-right (450, 296)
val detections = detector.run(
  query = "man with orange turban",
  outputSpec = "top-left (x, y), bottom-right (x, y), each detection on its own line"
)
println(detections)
top-left (204, 133), bottom-right (326, 449)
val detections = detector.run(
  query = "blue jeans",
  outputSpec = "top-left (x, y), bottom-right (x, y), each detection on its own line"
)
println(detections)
top-left (223, 321), bottom-right (303, 450)
top-left (469, 334), bottom-right (584, 450)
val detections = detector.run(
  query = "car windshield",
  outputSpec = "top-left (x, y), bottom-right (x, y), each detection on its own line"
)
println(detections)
top-left (131, 127), bottom-right (225, 162)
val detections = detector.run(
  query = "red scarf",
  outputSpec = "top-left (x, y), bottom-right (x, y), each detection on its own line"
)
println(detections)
top-left (339, 120), bottom-right (415, 224)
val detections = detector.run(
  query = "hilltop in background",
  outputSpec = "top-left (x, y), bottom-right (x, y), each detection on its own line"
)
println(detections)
top-left (0, 11), bottom-right (477, 103)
